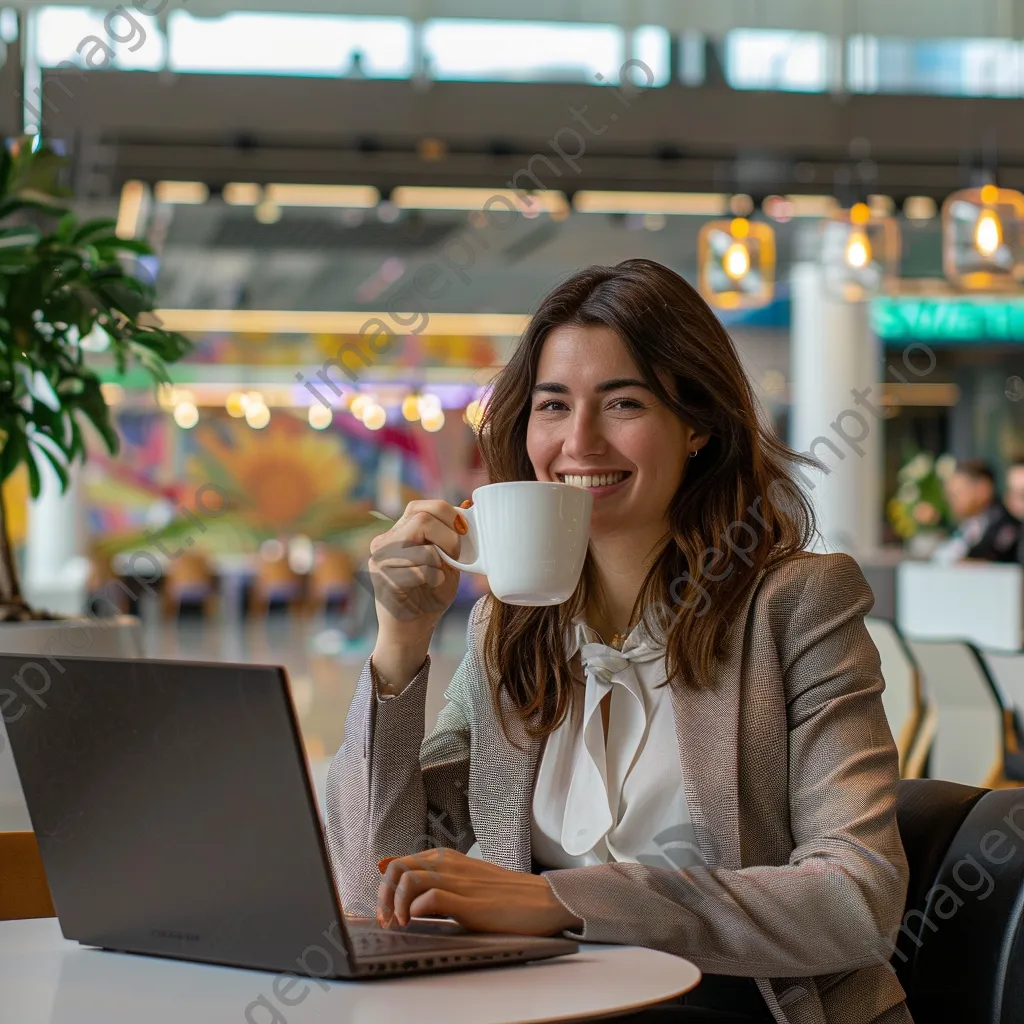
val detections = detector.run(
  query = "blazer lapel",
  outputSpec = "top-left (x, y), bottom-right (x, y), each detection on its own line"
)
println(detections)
top-left (669, 572), bottom-right (764, 871)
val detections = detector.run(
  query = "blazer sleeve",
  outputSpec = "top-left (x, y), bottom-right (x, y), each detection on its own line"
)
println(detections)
top-left (324, 601), bottom-right (487, 917)
top-left (542, 555), bottom-right (910, 978)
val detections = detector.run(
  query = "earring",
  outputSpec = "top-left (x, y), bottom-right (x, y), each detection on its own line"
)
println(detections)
top-left (689, 450), bottom-right (697, 459)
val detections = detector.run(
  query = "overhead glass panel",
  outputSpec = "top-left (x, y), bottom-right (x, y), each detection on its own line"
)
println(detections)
top-left (849, 36), bottom-right (1020, 96)
top-left (725, 29), bottom-right (828, 92)
top-left (167, 11), bottom-right (413, 78)
top-left (423, 19), bottom-right (624, 84)
top-left (35, 5), bottom-right (164, 70)
top-left (632, 25), bottom-right (671, 87)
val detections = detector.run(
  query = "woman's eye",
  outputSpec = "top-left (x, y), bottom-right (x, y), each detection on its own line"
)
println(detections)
top-left (535, 400), bottom-right (568, 412)
top-left (610, 398), bottom-right (643, 410)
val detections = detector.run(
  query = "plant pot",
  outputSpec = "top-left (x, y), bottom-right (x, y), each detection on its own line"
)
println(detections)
top-left (0, 615), bottom-right (143, 830)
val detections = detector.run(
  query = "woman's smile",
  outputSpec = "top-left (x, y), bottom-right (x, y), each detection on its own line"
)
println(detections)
top-left (556, 470), bottom-right (632, 498)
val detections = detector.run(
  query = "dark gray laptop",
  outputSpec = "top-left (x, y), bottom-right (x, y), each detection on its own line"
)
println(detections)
top-left (1, 653), bottom-right (577, 978)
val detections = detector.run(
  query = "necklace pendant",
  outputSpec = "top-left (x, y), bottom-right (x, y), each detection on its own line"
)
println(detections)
top-left (609, 633), bottom-right (626, 650)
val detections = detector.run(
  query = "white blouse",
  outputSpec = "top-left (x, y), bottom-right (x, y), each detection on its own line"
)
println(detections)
top-left (530, 617), bottom-right (706, 872)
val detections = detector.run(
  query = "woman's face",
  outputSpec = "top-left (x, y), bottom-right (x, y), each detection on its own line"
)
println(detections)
top-left (526, 324), bottom-right (705, 539)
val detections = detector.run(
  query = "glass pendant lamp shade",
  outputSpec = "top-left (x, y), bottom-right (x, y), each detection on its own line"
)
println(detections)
top-left (821, 202), bottom-right (901, 302)
top-left (942, 184), bottom-right (1024, 291)
top-left (697, 218), bottom-right (776, 309)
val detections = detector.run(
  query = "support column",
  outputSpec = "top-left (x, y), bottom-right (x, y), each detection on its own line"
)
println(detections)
top-left (22, 457), bottom-right (88, 615)
top-left (789, 261), bottom-right (883, 554)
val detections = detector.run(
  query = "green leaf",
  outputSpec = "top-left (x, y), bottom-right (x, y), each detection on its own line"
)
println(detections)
top-left (24, 445), bottom-right (41, 499)
top-left (128, 342), bottom-right (171, 385)
top-left (0, 226), bottom-right (42, 270)
top-left (0, 146), bottom-right (12, 203)
top-left (75, 379), bottom-right (120, 455)
top-left (56, 211), bottom-right (78, 243)
top-left (66, 416), bottom-right (85, 462)
top-left (71, 217), bottom-right (118, 244)
top-left (96, 279), bottom-right (149, 321)
top-left (0, 226), bottom-right (42, 249)
top-left (30, 435), bottom-right (71, 492)
top-left (130, 329), bottom-right (188, 361)
top-left (0, 195), bottom-right (70, 220)
top-left (93, 237), bottom-right (153, 256)
top-left (0, 427), bottom-right (26, 484)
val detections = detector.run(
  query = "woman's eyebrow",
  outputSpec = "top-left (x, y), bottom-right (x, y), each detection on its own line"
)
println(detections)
top-left (596, 378), bottom-right (652, 393)
top-left (531, 378), bottom-right (652, 395)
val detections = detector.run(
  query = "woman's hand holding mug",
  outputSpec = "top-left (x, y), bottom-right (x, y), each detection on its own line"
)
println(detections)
top-left (367, 499), bottom-right (471, 694)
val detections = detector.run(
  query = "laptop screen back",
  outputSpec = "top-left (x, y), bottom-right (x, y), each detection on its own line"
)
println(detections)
top-left (1, 653), bottom-right (351, 975)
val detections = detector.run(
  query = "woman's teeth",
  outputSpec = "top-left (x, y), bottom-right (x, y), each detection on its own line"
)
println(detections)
top-left (559, 472), bottom-right (628, 488)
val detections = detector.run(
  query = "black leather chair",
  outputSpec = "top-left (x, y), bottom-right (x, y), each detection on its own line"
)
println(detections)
top-left (895, 779), bottom-right (1024, 1022)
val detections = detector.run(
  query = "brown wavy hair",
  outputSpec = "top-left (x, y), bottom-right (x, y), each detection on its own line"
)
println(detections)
top-left (475, 258), bottom-right (817, 742)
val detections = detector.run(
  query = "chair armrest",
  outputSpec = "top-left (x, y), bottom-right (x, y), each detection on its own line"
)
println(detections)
top-left (903, 788), bottom-right (1024, 1024)
top-left (903, 704), bottom-right (937, 781)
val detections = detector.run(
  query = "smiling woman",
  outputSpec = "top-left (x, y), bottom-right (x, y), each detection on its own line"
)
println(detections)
top-left (326, 258), bottom-right (911, 1024)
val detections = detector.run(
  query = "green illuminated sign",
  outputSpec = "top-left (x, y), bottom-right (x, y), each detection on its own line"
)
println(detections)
top-left (870, 297), bottom-right (1024, 343)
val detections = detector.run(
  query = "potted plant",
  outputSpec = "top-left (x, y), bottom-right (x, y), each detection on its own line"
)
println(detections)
top-left (0, 134), bottom-right (193, 622)
top-left (886, 451), bottom-right (955, 557)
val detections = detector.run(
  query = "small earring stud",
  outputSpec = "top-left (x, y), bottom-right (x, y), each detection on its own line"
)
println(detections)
top-left (689, 450), bottom-right (697, 459)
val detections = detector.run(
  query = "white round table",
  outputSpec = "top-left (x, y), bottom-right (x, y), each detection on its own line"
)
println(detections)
top-left (2, 918), bottom-right (701, 1024)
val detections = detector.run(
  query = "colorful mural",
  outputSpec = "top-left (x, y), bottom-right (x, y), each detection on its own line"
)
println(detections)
top-left (186, 414), bottom-right (371, 537)
top-left (80, 407), bottom-right (464, 557)
top-left (1, 465), bottom-right (28, 547)
top-left (184, 331), bottom-right (498, 369)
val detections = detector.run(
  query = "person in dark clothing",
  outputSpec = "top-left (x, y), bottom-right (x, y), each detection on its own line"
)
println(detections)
top-left (933, 459), bottom-right (1021, 564)
top-left (1005, 459), bottom-right (1024, 565)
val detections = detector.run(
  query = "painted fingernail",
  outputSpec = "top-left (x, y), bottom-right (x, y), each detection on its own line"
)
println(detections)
top-left (378, 858), bottom-right (395, 873)
top-left (454, 514), bottom-right (468, 535)
top-left (460, 499), bottom-right (473, 508)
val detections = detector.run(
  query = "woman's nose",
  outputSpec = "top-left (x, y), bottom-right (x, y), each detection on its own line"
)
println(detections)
top-left (561, 408), bottom-right (606, 459)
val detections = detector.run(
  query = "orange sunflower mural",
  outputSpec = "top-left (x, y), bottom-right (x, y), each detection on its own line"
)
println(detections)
top-left (189, 414), bottom-right (372, 538)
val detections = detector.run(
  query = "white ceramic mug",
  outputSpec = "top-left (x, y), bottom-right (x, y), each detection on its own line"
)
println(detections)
top-left (436, 481), bottom-right (593, 606)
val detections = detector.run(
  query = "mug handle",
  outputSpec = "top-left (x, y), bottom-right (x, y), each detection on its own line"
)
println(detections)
top-left (435, 504), bottom-right (486, 574)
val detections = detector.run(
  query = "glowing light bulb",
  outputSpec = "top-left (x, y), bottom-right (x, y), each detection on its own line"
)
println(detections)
top-left (975, 209), bottom-right (1002, 257)
top-left (226, 391), bottom-right (247, 418)
top-left (417, 393), bottom-right (442, 417)
top-left (402, 394), bottom-right (421, 421)
top-left (245, 402), bottom-right (270, 429)
top-left (362, 404), bottom-right (386, 430)
top-left (173, 401), bottom-right (199, 429)
top-left (723, 242), bottom-right (750, 280)
top-left (845, 231), bottom-right (872, 269)
top-left (350, 394), bottom-right (373, 420)
top-left (463, 399), bottom-right (484, 429)
top-left (157, 384), bottom-right (178, 411)
top-left (422, 410), bottom-right (445, 432)
top-left (308, 404), bottom-right (332, 430)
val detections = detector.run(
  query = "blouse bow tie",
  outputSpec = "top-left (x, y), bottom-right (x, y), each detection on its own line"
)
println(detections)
top-left (561, 633), bottom-right (664, 857)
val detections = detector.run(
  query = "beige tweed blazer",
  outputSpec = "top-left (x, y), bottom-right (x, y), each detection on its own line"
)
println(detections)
top-left (326, 552), bottom-right (913, 1024)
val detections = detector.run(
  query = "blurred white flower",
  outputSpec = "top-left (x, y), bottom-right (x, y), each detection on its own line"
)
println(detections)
top-left (898, 452), bottom-right (934, 482)
top-left (897, 482), bottom-right (920, 504)
top-left (935, 453), bottom-right (957, 480)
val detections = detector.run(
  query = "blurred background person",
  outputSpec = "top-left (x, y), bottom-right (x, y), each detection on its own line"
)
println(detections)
top-left (1005, 458), bottom-right (1024, 564)
top-left (932, 459), bottom-right (1021, 564)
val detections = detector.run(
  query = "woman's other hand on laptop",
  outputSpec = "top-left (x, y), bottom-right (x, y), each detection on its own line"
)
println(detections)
top-left (376, 848), bottom-right (582, 936)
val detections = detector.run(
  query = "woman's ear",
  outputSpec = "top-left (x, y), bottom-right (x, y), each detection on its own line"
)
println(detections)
top-left (688, 432), bottom-right (711, 457)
